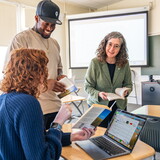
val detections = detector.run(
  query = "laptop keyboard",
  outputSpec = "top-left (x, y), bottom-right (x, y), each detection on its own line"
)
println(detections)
top-left (90, 136), bottom-right (126, 155)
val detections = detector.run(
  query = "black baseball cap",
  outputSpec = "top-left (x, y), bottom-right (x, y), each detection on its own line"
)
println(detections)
top-left (36, 0), bottom-right (62, 25)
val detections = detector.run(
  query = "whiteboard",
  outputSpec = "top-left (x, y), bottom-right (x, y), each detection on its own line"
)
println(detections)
top-left (68, 11), bottom-right (148, 68)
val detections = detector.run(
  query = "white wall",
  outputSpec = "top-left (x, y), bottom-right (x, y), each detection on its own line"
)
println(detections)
top-left (98, 0), bottom-right (160, 35)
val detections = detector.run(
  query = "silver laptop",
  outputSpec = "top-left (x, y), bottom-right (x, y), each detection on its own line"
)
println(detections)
top-left (76, 109), bottom-right (146, 160)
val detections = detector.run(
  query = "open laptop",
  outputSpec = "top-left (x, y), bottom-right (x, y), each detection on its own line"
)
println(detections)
top-left (76, 109), bottom-right (146, 160)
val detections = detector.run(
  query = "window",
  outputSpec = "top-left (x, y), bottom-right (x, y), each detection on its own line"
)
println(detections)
top-left (0, 1), bottom-right (36, 81)
top-left (0, 46), bottom-right (8, 80)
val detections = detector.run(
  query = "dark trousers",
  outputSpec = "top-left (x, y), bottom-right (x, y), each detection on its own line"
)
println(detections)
top-left (43, 112), bottom-right (58, 130)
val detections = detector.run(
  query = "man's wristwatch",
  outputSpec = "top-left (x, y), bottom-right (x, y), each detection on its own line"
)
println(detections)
top-left (50, 122), bottom-right (62, 131)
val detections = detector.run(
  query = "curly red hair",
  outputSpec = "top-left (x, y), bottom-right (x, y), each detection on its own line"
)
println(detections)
top-left (0, 48), bottom-right (48, 98)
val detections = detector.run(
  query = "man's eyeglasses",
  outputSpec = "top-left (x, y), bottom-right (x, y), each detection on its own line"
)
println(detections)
top-left (107, 43), bottom-right (121, 50)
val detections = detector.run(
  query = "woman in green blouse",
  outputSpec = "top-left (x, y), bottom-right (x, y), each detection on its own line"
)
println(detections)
top-left (84, 31), bottom-right (133, 128)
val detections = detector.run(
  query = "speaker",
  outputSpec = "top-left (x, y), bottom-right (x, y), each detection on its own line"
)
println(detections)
top-left (142, 81), bottom-right (160, 105)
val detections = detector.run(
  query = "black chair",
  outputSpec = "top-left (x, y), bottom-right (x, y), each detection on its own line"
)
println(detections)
top-left (138, 114), bottom-right (160, 160)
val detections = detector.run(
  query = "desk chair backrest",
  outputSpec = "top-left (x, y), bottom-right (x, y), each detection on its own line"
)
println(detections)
top-left (138, 114), bottom-right (160, 153)
top-left (130, 70), bottom-right (138, 104)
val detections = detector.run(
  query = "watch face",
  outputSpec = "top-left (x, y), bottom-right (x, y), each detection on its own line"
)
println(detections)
top-left (51, 122), bottom-right (62, 130)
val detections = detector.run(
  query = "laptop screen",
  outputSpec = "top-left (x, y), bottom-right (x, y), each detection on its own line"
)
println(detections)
top-left (105, 109), bottom-right (146, 150)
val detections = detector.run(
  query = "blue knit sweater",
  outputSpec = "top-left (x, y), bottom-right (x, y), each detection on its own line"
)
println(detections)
top-left (0, 92), bottom-right (68, 160)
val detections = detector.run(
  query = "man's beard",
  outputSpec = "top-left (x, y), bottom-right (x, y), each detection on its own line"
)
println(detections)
top-left (34, 26), bottom-right (51, 39)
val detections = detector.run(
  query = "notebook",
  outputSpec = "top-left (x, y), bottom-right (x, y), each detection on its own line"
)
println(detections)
top-left (76, 109), bottom-right (146, 160)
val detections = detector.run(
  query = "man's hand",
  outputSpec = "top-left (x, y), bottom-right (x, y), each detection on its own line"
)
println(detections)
top-left (57, 74), bottom-right (66, 81)
top-left (47, 79), bottom-right (66, 92)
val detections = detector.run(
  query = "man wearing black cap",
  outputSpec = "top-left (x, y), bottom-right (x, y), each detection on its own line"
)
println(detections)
top-left (4, 0), bottom-right (72, 146)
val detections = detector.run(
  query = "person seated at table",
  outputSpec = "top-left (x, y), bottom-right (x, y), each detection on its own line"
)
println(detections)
top-left (0, 48), bottom-right (95, 160)
top-left (84, 31), bottom-right (132, 128)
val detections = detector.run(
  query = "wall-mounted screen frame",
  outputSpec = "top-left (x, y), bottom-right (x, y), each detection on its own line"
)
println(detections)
top-left (68, 10), bottom-right (148, 69)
